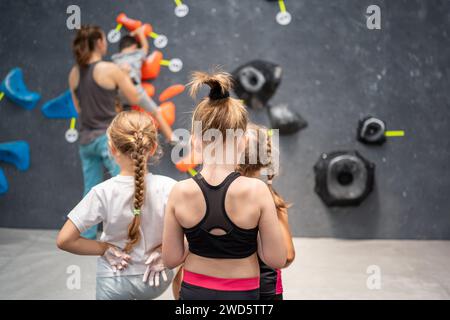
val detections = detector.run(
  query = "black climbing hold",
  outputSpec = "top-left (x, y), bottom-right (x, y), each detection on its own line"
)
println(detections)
top-left (267, 103), bottom-right (307, 135)
top-left (357, 116), bottom-right (386, 145)
top-left (232, 60), bottom-right (282, 109)
top-left (314, 150), bottom-right (375, 206)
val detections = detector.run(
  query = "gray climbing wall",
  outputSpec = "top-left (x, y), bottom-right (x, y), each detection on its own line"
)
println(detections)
top-left (0, 0), bottom-right (449, 239)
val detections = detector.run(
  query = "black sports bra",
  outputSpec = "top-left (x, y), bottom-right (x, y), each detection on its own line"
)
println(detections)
top-left (183, 171), bottom-right (259, 259)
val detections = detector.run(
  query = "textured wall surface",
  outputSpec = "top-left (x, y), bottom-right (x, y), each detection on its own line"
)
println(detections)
top-left (0, 0), bottom-right (449, 238)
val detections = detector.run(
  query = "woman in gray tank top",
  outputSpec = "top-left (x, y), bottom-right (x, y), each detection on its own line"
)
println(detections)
top-left (68, 25), bottom-right (140, 239)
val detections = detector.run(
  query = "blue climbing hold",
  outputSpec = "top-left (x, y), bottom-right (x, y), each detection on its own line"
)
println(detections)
top-left (0, 168), bottom-right (8, 194)
top-left (0, 68), bottom-right (41, 110)
top-left (41, 90), bottom-right (78, 119)
top-left (0, 141), bottom-right (30, 171)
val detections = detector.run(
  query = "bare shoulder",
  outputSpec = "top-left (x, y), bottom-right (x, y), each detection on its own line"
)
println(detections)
top-left (97, 61), bottom-right (118, 69)
top-left (170, 178), bottom-right (199, 199)
top-left (95, 61), bottom-right (120, 74)
top-left (229, 176), bottom-right (267, 197)
top-left (68, 65), bottom-right (79, 87)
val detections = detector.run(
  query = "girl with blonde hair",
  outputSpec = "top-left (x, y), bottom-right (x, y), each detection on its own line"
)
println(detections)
top-left (57, 110), bottom-right (176, 300)
top-left (162, 71), bottom-right (286, 300)
top-left (238, 123), bottom-right (296, 300)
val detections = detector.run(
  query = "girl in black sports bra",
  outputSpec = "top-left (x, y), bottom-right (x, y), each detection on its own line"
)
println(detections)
top-left (162, 71), bottom-right (286, 300)
top-left (237, 123), bottom-right (296, 300)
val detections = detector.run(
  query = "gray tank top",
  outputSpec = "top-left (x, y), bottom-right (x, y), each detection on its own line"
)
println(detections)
top-left (75, 61), bottom-right (118, 145)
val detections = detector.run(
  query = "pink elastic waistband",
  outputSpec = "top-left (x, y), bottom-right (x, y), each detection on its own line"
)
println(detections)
top-left (276, 269), bottom-right (283, 294)
top-left (183, 270), bottom-right (260, 291)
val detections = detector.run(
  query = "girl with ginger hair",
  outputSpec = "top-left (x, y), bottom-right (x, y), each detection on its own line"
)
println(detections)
top-left (162, 71), bottom-right (286, 300)
top-left (170, 123), bottom-right (295, 300)
top-left (57, 111), bottom-right (176, 300)
top-left (238, 123), bottom-right (295, 300)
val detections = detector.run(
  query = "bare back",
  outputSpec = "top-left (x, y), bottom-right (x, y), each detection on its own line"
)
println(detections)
top-left (175, 174), bottom-right (261, 278)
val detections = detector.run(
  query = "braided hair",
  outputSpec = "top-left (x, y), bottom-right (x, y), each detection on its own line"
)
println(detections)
top-left (237, 123), bottom-right (290, 216)
top-left (107, 111), bottom-right (158, 253)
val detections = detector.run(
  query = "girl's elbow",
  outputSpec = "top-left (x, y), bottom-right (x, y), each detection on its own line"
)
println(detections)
top-left (276, 255), bottom-right (287, 269)
top-left (284, 251), bottom-right (296, 268)
top-left (162, 253), bottom-right (182, 269)
top-left (56, 235), bottom-right (69, 251)
top-left (266, 254), bottom-right (286, 270)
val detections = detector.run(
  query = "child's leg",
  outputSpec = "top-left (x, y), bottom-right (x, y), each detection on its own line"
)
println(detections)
top-left (138, 94), bottom-right (174, 143)
top-left (154, 110), bottom-right (175, 143)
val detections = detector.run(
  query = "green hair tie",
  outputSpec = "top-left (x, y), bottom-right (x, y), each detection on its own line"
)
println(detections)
top-left (133, 208), bottom-right (141, 216)
top-left (267, 129), bottom-right (273, 137)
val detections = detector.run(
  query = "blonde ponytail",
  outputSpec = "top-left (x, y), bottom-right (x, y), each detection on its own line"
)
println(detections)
top-left (188, 70), bottom-right (248, 138)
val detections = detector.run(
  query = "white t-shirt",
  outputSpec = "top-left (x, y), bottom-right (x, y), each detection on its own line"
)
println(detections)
top-left (68, 173), bottom-right (176, 277)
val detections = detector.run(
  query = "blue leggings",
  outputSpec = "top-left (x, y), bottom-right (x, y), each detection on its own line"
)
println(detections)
top-left (79, 134), bottom-right (119, 239)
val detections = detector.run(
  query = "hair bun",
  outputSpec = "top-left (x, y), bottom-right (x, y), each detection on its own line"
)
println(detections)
top-left (209, 82), bottom-right (230, 100)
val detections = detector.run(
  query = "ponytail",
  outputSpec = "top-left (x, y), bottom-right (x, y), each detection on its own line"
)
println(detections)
top-left (267, 176), bottom-right (291, 216)
top-left (72, 25), bottom-right (104, 67)
top-left (188, 70), bottom-right (248, 138)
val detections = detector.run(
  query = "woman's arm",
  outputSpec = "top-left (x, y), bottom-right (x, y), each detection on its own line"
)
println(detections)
top-left (111, 65), bottom-right (140, 106)
top-left (68, 66), bottom-right (81, 114)
top-left (277, 211), bottom-right (296, 267)
top-left (56, 219), bottom-right (109, 255)
top-left (162, 184), bottom-right (187, 269)
top-left (256, 180), bottom-right (287, 269)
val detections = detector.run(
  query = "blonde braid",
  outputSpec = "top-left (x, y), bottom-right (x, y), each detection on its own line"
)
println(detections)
top-left (124, 131), bottom-right (146, 253)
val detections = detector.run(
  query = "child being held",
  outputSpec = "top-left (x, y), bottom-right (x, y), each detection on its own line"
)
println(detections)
top-left (112, 26), bottom-right (175, 144)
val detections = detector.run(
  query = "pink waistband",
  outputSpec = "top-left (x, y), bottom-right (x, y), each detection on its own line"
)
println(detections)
top-left (183, 270), bottom-right (260, 291)
top-left (276, 269), bottom-right (283, 294)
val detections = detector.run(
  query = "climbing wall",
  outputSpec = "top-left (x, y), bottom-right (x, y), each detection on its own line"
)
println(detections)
top-left (0, 0), bottom-right (449, 239)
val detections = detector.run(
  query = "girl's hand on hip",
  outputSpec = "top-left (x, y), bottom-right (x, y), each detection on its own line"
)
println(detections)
top-left (143, 247), bottom-right (168, 287)
top-left (103, 245), bottom-right (131, 273)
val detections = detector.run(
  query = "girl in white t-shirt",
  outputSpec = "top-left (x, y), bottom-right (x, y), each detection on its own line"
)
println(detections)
top-left (57, 110), bottom-right (176, 300)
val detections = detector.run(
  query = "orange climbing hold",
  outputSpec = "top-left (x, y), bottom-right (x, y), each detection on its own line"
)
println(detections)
top-left (142, 23), bottom-right (153, 37)
top-left (142, 82), bottom-right (155, 97)
top-left (158, 101), bottom-right (176, 127)
top-left (176, 148), bottom-right (202, 173)
top-left (116, 13), bottom-right (142, 31)
top-left (130, 101), bottom-right (175, 129)
top-left (141, 51), bottom-right (163, 80)
top-left (158, 84), bottom-right (185, 102)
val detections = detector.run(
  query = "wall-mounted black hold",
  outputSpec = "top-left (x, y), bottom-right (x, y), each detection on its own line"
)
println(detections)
top-left (357, 116), bottom-right (386, 145)
top-left (232, 60), bottom-right (282, 109)
top-left (314, 150), bottom-right (375, 206)
top-left (267, 103), bottom-right (308, 135)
